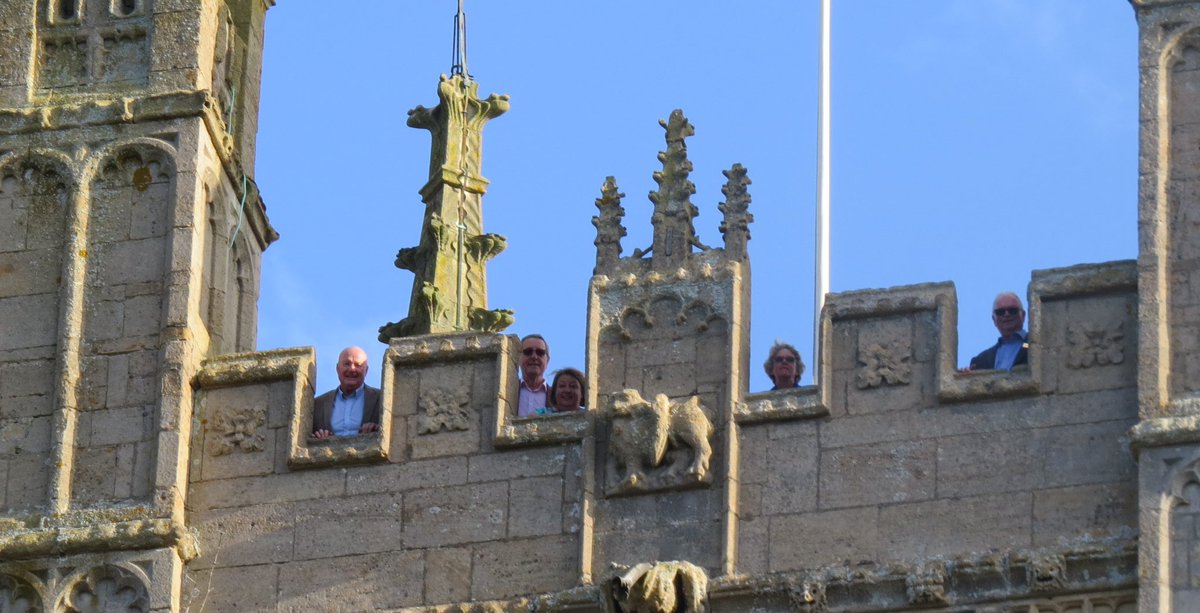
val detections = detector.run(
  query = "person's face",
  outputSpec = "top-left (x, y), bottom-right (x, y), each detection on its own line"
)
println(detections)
top-left (336, 348), bottom-right (368, 394)
top-left (771, 348), bottom-right (799, 387)
top-left (992, 295), bottom-right (1025, 337)
top-left (553, 375), bottom-right (582, 410)
top-left (520, 338), bottom-right (548, 382)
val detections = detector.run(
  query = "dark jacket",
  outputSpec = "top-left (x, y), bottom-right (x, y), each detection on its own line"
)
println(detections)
top-left (969, 335), bottom-right (1029, 370)
top-left (312, 385), bottom-right (382, 435)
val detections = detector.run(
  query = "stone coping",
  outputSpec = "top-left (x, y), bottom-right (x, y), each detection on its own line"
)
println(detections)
top-left (737, 386), bottom-right (828, 423)
top-left (385, 540), bottom-right (1135, 612)
top-left (0, 507), bottom-right (193, 561)
top-left (1130, 414), bottom-right (1200, 452)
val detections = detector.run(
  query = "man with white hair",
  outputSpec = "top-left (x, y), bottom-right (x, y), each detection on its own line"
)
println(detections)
top-left (966, 292), bottom-right (1029, 371)
top-left (312, 346), bottom-right (382, 439)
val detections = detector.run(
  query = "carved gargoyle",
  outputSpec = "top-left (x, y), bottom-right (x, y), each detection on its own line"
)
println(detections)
top-left (606, 389), bottom-right (713, 495)
top-left (393, 245), bottom-right (425, 272)
top-left (611, 561), bottom-right (708, 613)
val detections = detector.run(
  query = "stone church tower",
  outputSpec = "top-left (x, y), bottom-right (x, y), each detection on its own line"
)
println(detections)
top-left (2, 1), bottom-right (1200, 611)
top-left (0, 0), bottom-right (275, 609)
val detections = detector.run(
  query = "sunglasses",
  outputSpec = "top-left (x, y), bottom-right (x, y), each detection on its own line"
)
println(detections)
top-left (774, 356), bottom-right (796, 364)
top-left (522, 348), bottom-right (547, 357)
top-left (993, 307), bottom-right (1021, 316)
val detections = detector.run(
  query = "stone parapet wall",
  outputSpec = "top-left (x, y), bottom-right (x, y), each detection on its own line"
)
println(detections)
top-left (176, 261), bottom-right (1140, 610)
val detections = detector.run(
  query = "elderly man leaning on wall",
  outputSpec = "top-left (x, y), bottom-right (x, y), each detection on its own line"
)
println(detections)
top-left (312, 346), bottom-right (382, 439)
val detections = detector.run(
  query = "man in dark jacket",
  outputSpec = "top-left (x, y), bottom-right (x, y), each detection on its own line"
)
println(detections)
top-left (966, 292), bottom-right (1029, 371)
top-left (312, 346), bottom-right (381, 438)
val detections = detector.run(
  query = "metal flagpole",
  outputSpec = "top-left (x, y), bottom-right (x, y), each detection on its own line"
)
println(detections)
top-left (813, 0), bottom-right (831, 382)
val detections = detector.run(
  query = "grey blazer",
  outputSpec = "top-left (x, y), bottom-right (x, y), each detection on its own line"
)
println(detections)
top-left (312, 385), bottom-right (382, 435)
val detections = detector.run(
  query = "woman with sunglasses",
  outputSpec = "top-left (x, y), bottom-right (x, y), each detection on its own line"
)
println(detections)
top-left (763, 341), bottom-right (805, 390)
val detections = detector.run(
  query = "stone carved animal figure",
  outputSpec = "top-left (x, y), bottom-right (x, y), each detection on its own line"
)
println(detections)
top-left (607, 389), bottom-right (713, 493)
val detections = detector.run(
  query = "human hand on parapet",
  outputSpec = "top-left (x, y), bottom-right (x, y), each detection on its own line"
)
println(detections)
top-left (359, 422), bottom-right (379, 434)
top-left (313, 429), bottom-right (333, 439)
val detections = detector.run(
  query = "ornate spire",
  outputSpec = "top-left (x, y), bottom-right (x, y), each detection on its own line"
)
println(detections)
top-left (718, 163), bottom-right (753, 260)
top-left (592, 176), bottom-right (627, 275)
top-left (379, 74), bottom-right (513, 341)
top-left (644, 109), bottom-right (708, 269)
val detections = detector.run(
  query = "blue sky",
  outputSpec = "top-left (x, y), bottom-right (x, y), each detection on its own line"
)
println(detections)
top-left (254, 2), bottom-right (1138, 392)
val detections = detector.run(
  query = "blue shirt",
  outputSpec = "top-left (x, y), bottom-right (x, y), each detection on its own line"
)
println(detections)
top-left (994, 330), bottom-right (1028, 370)
top-left (331, 385), bottom-right (365, 436)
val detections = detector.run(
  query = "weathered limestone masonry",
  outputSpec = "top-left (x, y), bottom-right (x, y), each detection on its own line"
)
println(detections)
top-left (0, 0), bottom-right (275, 610)
top-left (0, 1), bottom-right (1195, 612)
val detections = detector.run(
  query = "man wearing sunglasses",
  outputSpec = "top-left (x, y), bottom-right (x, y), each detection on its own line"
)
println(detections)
top-left (966, 292), bottom-right (1029, 371)
top-left (516, 334), bottom-right (550, 417)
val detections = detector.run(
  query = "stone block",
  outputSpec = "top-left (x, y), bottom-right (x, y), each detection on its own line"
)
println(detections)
top-left (471, 534), bottom-right (578, 601)
top-left (97, 237), bottom-right (166, 286)
top-left (277, 551), bottom-right (424, 612)
top-left (293, 492), bottom-right (404, 560)
top-left (0, 414), bottom-right (51, 454)
top-left (348, 458), bottom-right (468, 496)
top-left (121, 294), bottom-right (162, 337)
top-left (819, 440), bottom-right (935, 509)
top-left (0, 294), bottom-right (57, 351)
top-left (403, 482), bottom-right (508, 548)
top-left (509, 476), bottom-right (564, 538)
top-left (188, 469), bottom-right (346, 511)
top-left (467, 446), bottom-right (567, 483)
top-left (426, 546), bottom-right (472, 605)
top-left (1032, 482), bottom-right (1137, 546)
top-left (408, 415), bottom-right (480, 459)
top-left (696, 334), bottom-right (730, 385)
top-left (1042, 419), bottom-right (1136, 488)
top-left (0, 358), bottom-right (55, 400)
top-left (738, 424), bottom-right (768, 485)
top-left (767, 506), bottom-right (879, 571)
top-left (878, 492), bottom-right (1033, 559)
top-left (737, 516), bottom-right (769, 576)
top-left (71, 446), bottom-right (118, 503)
top-left (0, 392), bottom-right (53, 419)
top-left (189, 502), bottom-right (295, 569)
top-left (0, 249), bottom-right (62, 298)
top-left (184, 564), bottom-right (279, 612)
top-left (3, 452), bottom-right (47, 510)
top-left (392, 367), bottom-right (419, 417)
top-left (762, 424), bottom-right (819, 515)
top-left (89, 405), bottom-right (150, 446)
top-left (642, 362), bottom-right (698, 398)
top-left (936, 428), bottom-right (1044, 497)
top-left (266, 380), bottom-right (293, 429)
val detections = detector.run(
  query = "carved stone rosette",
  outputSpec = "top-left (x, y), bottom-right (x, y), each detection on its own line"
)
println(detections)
top-left (206, 404), bottom-right (265, 456)
top-left (417, 387), bottom-right (472, 434)
top-left (856, 341), bottom-right (913, 389)
top-left (1066, 321), bottom-right (1124, 368)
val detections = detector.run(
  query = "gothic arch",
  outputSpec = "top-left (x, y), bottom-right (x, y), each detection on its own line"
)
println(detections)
top-left (0, 571), bottom-right (46, 613)
top-left (54, 563), bottom-right (150, 613)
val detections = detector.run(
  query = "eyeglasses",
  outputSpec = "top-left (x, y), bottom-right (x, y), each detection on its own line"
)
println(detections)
top-left (522, 348), bottom-right (547, 357)
top-left (993, 307), bottom-right (1021, 316)
top-left (774, 356), bottom-right (796, 364)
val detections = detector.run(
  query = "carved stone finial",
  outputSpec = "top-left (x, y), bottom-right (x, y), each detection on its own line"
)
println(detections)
top-left (611, 561), bottom-right (708, 613)
top-left (606, 389), bottom-right (714, 496)
top-left (382, 74), bottom-right (513, 340)
top-left (718, 163), bottom-right (753, 260)
top-left (593, 176), bottom-right (627, 274)
top-left (645, 109), bottom-right (709, 269)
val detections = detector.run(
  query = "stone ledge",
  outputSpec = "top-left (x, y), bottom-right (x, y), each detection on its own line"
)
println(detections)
top-left (0, 509), bottom-right (193, 561)
top-left (497, 411), bottom-right (590, 449)
top-left (737, 387), bottom-right (828, 424)
top-left (389, 585), bottom-right (603, 613)
top-left (195, 346), bottom-right (314, 389)
top-left (710, 540), bottom-right (1136, 612)
top-left (1130, 414), bottom-right (1200, 452)
top-left (290, 432), bottom-right (389, 469)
